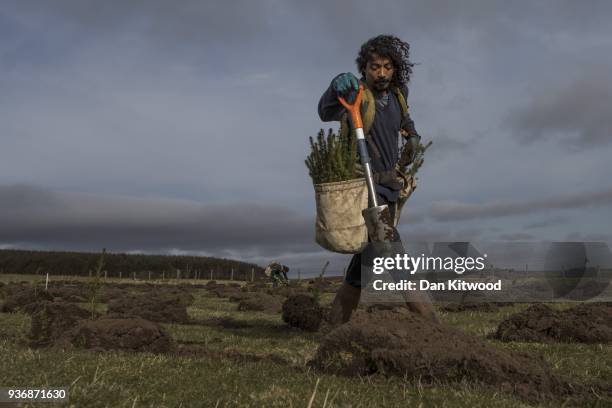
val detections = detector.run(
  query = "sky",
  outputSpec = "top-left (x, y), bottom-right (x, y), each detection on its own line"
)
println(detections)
top-left (1, 1), bottom-right (611, 275)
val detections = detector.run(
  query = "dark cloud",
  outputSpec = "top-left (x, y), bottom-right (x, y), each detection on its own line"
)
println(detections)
top-left (430, 188), bottom-right (612, 221)
top-left (507, 67), bottom-right (612, 148)
top-left (398, 225), bottom-right (485, 242)
top-left (524, 216), bottom-right (568, 230)
top-left (3, 0), bottom-right (278, 44)
top-left (565, 231), bottom-right (612, 242)
top-left (497, 232), bottom-right (535, 241)
top-left (425, 131), bottom-right (474, 158)
top-left (0, 185), bottom-right (315, 255)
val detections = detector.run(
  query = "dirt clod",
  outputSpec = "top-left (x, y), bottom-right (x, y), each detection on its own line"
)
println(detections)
top-left (47, 287), bottom-right (88, 303)
top-left (312, 308), bottom-right (566, 402)
top-left (492, 303), bottom-right (612, 343)
top-left (29, 301), bottom-right (91, 346)
top-left (1, 285), bottom-right (54, 313)
top-left (441, 302), bottom-right (500, 313)
top-left (107, 291), bottom-right (190, 323)
top-left (62, 317), bottom-right (174, 353)
top-left (282, 295), bottom-right (323, 332)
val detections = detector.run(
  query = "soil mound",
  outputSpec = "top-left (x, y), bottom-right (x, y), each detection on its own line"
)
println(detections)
top-left (237, 293), bottom-right (283, 313)
top-left (1, 285), bottom-right (54, 313)
top-left (29, 301), bottom-right (91, 346)
top-left (97, 287), bottom-right (126, 303)
top-left (153, 287), bottom-right (194, 306)
top-left (62, 317), bottom-right (174, 353)
top-left (493, 303), bottom-right (612, 343)
top-left (441, 302), bottom-right (499, 313)
top-left (47, 287), bottom-right (88, 303)
top-left (209, 286), bottom-right (242, 299)
top-left (267, 286), bottom-right (310, 299)
top-left (282, 295), bottom-right (323, 332)
top-left (247, 282), bottom-right (268, 290)
top-left (107, 291), bottom-right (190, 323)
top-left (228, 292), bottom-right (253, 303)
top-left (312, 308), bottom-right (565, 403)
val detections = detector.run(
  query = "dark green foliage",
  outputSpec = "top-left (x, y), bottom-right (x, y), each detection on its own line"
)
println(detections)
top-left (407, 140), bottom-right (432, 177)
top-left (305, 128), bottom-right (358, 184)
top-left (0, 249), bottom-right (264, 281)
top-left (398, 139), bottom-right (432, 177)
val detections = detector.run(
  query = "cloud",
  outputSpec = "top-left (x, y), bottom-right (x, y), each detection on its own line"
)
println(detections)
top-left (507, 67), bottom-right (612, 148)
top-left (0, 185), bottom-right (315, 256)
top-left (497, 232), bottom-right (535, 241)
top-left (429, 187), bottom-right (612, 221)
top-left (565, 231), bottom-right (612, 242)
top-left (524, 216), bottom-right (568, 229)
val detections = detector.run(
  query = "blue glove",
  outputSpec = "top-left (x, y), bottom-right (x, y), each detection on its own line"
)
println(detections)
top-left (332, 72), bottom-right (359, 97)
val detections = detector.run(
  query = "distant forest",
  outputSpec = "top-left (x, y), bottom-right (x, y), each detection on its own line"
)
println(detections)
top-left (0, 249), bottom-right (265, 281)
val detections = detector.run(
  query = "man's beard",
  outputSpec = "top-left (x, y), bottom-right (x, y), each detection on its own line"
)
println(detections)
top-left (374, 79), bottom-right (390, 91)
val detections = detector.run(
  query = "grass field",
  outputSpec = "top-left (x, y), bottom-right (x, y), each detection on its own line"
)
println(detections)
top-left (0, 275), bottom-right (610, 407)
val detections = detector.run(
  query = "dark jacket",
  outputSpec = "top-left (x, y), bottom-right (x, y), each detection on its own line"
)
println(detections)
top-left (318, 76), bottom-right (418, 202)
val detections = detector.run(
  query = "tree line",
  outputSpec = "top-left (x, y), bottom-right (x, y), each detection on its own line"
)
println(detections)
top-left (0, 249), bottom-right (265, 281)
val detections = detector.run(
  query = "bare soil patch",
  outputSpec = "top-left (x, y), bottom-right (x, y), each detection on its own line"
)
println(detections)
top-left (492, 303), bottom-right (612, 343)
top-left (61, 317), bottom-right (174, 353)
top-left (441, 302), bottom-right (500, 313)
top-left (282, 295), bottom-right (323, 332)
top-left (47, 287), bottom-right (88, 303)
top-left (29, 301), bottom-right (91, 346)
top-left (107, 291), bottom-right (190, 323)
top-left (311, 308), bottom-right (573, 403)
top-left (1, 285), bottom-right (53, 313)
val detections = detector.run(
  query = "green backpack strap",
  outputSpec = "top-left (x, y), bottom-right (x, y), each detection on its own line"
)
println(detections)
top-left (392, 87), bottom-right (412, 145)
top-left (392, 86), bottom-right (409, 118)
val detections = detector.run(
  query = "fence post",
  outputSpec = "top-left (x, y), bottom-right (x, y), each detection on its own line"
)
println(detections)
top-left (119, 271), bottom-right (122, 280)
top-left (210, 269), bottom-right (213, 281)
top-left (231, 268), bottom-right (234, 281)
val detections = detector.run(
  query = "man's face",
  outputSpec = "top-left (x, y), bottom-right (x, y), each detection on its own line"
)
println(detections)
top-left (364, 53), bottom-right (394, 92)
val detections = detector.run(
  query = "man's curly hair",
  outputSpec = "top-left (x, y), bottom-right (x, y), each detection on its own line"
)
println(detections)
top-left (356, 35), bottom-right (413, 88)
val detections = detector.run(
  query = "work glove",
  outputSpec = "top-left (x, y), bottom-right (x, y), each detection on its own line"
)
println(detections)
top-left (399, 130), bottom-right (421, 168)
top-left (406, 133), bottom-right (420, 162)
top-left (332, 73), bottom-right (359, 103)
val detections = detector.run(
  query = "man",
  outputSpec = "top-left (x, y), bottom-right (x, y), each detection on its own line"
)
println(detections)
top-left (318, 34), bottom-right (438, 324)
top-left (265, 261), bottom-right (289, 287)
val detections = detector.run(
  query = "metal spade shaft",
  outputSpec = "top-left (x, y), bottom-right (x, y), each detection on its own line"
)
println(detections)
top-left (338, 85), bottom-right (395, 242)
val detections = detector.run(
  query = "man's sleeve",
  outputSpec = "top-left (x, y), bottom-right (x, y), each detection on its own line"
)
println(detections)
top-left (318, 75), bottom-right (346, 122)
top-left (399, 85), bottom-right (420, 138)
